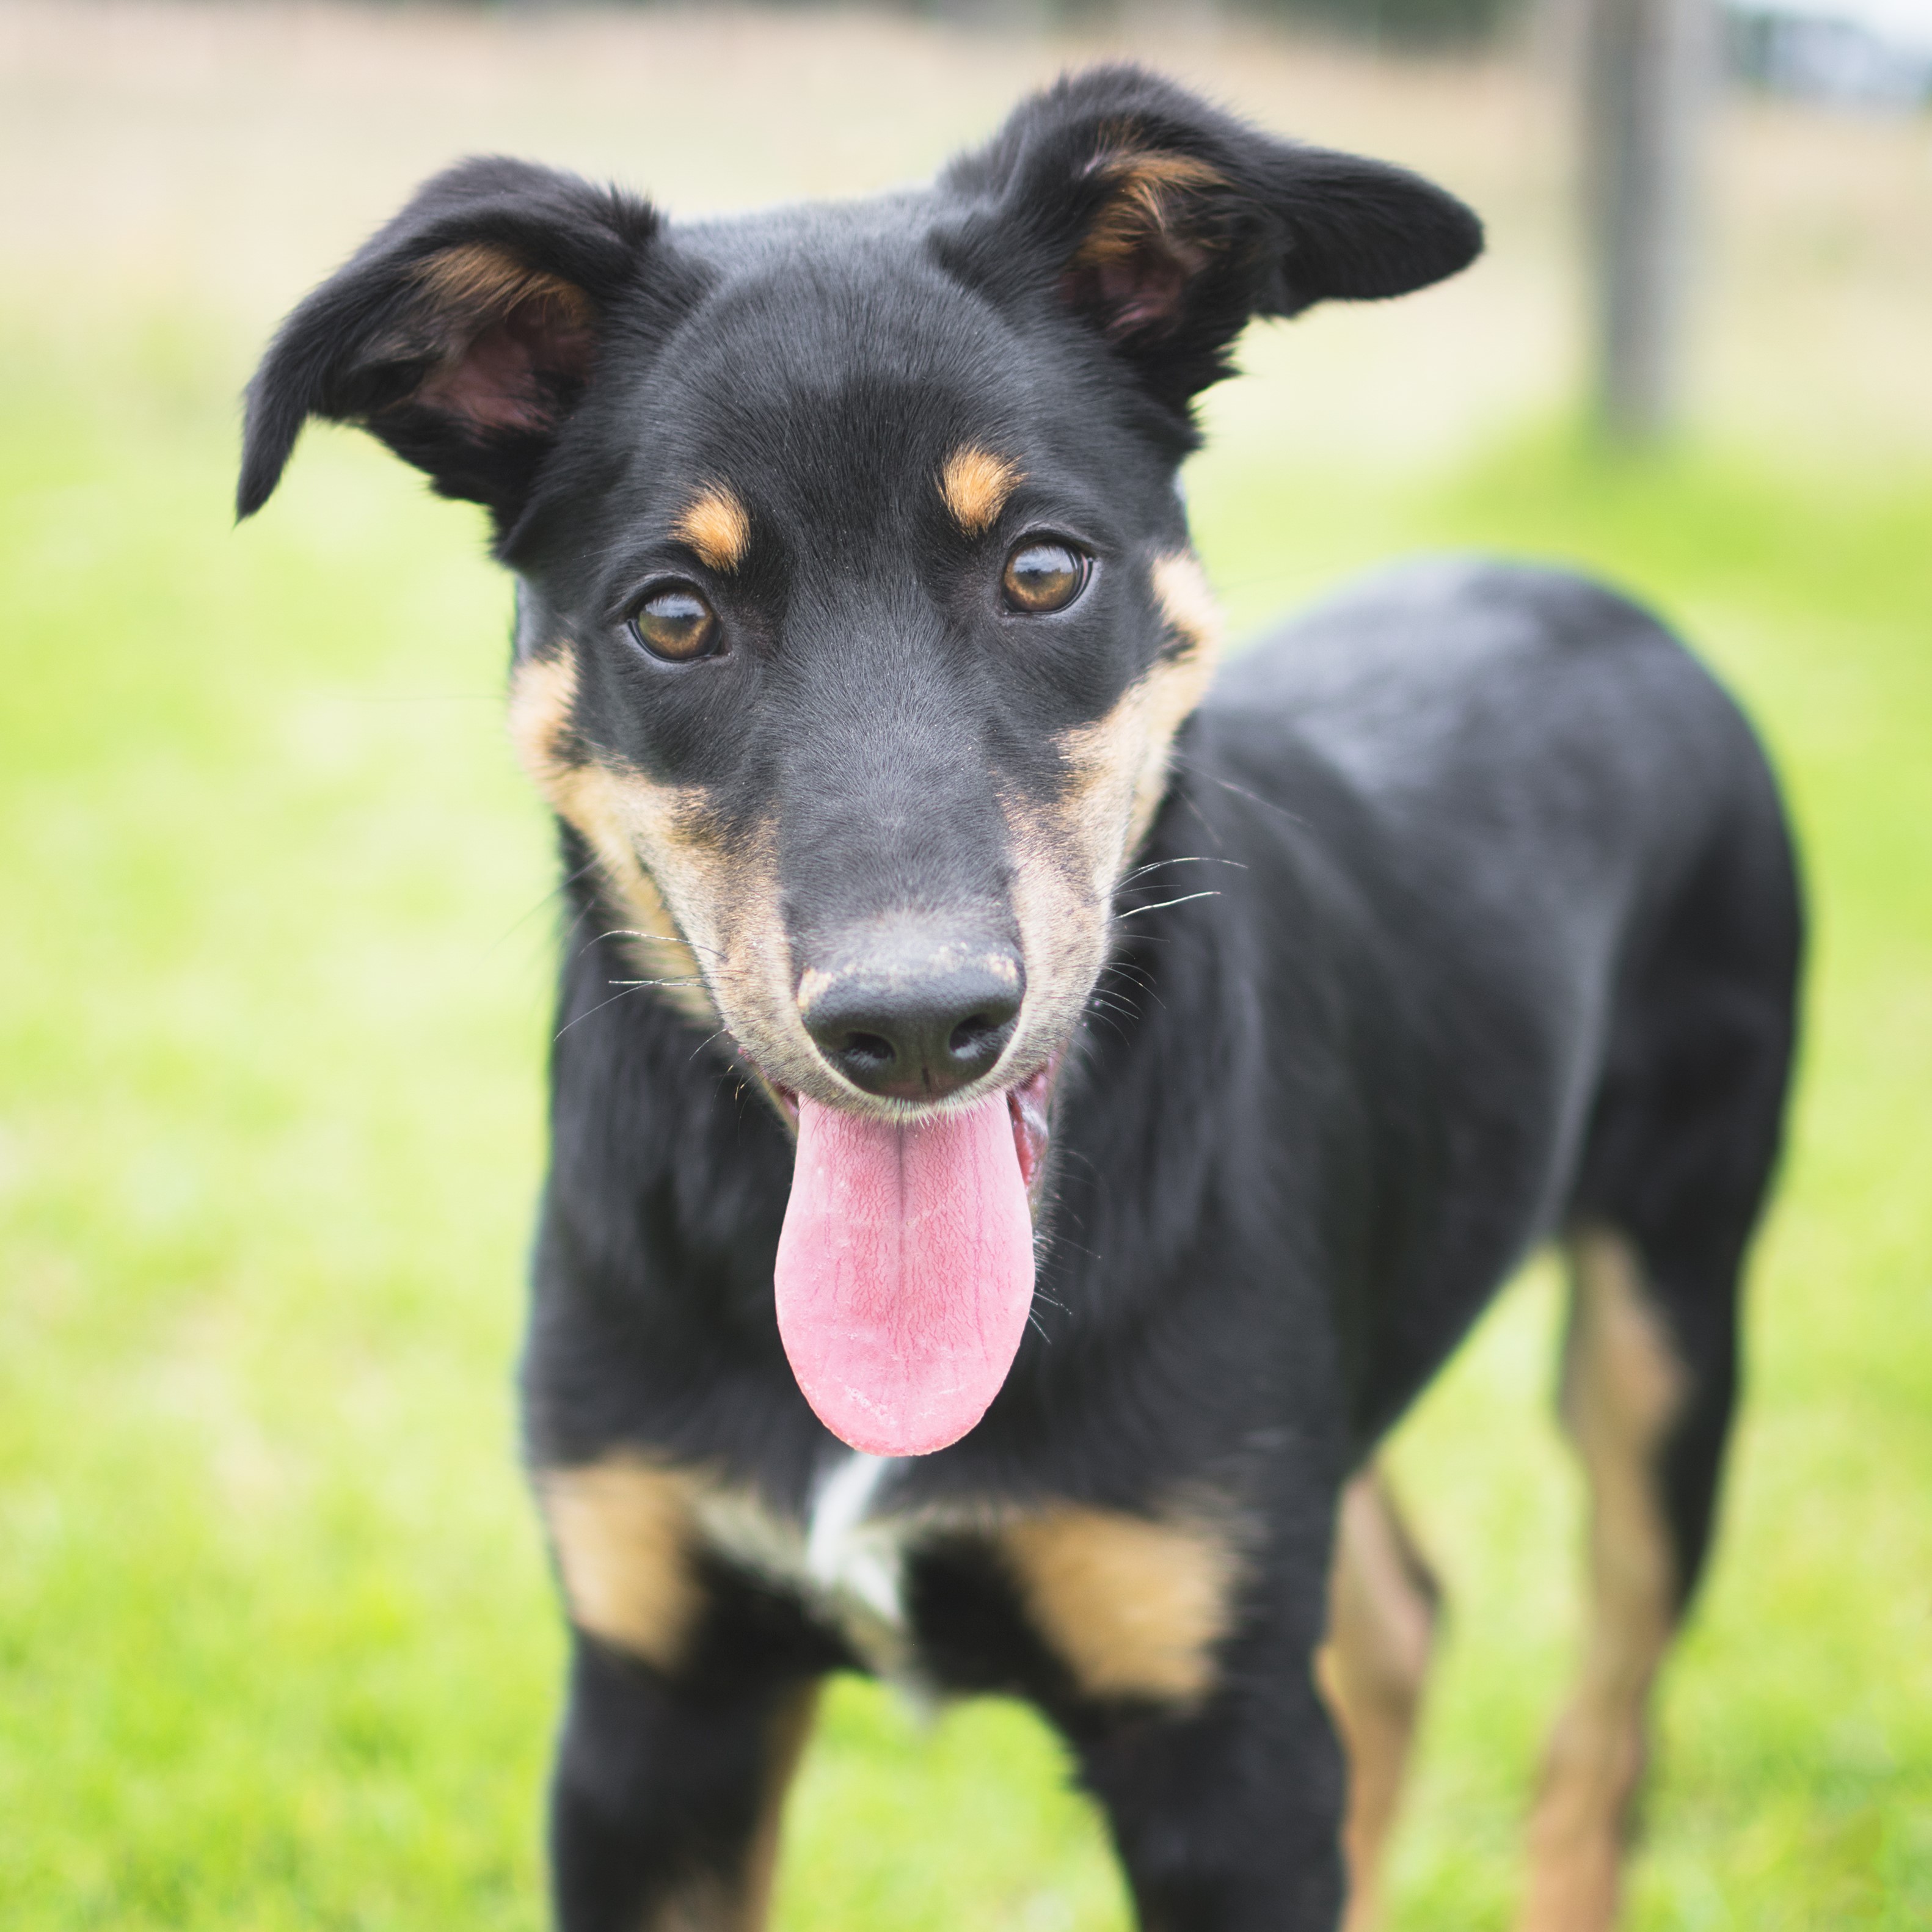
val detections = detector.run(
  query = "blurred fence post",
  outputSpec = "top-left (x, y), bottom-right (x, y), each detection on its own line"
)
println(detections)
top-left (1582, 0), bottom-right (1714, 441)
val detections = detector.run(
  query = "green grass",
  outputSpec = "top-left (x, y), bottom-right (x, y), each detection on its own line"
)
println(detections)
top-left (2, 314), bottom-right (1927, 1930)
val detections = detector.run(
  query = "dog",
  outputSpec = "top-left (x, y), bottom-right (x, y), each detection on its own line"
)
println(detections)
top-left (238, 65), bottom-right (1801, 1932)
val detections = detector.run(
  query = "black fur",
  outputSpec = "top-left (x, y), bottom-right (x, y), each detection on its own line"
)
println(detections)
top-left (240, 65), bottom-right (1798, 1932)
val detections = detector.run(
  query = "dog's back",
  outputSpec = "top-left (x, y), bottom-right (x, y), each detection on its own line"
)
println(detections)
top-left (1198, 558), bottom-right (1799, 1447)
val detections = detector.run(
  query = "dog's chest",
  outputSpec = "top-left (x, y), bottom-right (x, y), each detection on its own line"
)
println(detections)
top-left (696, 1451), bottom-right (925, 1680)
top-left (540, 1446), bottom-right (1247, 1707)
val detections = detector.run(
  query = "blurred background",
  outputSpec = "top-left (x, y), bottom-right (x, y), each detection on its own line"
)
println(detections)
top-left (1, 1), bottom-right (1927, 1926)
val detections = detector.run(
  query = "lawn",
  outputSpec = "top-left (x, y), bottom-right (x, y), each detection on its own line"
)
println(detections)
top-left (3, 10), bottom-right (1929, 1930)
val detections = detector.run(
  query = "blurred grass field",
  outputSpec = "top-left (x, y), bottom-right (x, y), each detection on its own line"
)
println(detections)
top-left (2, 4), bottom-right (1929, 1928)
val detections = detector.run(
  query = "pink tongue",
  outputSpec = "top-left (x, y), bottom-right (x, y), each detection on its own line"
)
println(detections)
top-left (775, 1093), bottom-right (1035, 1457)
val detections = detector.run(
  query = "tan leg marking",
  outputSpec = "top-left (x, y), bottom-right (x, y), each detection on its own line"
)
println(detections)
top-left (1518, 1226), bottom-right (1688, 1932)
top-left (737, 1683), bottom-right (819, 1931)
top-left (673, 486), bottom-right (752, 573)
top-left (938, 446), bottom-right (1023, 536)
top-left (646, 1876), bottom-right (735, 1932)
top-left (1000, 1504), bottom-right (1241, 1702)
top-left (639, 1680), bottom-right (819, 1932)
top-left (1316, 1466), bottom-right (1440, 1932)
top-left (536, 1454), bottom-right (701, 1672)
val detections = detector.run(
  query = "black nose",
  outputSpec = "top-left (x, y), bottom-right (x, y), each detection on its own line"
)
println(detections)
top-left (801, 939), bottom-right (1024, 1102)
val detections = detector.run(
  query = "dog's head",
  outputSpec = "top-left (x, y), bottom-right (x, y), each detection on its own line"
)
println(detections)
top-left (240, 66), bottom-right (1479, 1455)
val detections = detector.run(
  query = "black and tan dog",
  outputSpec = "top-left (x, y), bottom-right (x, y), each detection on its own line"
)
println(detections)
top-left (238, 65), bottom-right (1800, 1932)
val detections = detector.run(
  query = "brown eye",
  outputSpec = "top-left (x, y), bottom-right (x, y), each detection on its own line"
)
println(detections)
top-left (1001, 540), bottom-right (1088, 614)
top-left (630, 585), bottom-right (720, 662)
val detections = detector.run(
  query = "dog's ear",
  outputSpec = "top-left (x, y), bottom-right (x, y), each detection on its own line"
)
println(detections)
top-left (238, 158), bottom-right (660, 531)
top-left (939, 65), bottom-right (1482, 420)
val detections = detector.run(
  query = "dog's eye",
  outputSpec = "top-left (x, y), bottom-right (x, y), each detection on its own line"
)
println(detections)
top-left (630, 585), bottom-right (720, 662)
top-left (1002, 541), bottom-right (1088, 614)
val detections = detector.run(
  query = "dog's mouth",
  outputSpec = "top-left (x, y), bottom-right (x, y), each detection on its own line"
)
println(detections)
top-left (764, 1060), bottom-right (1057, 1458)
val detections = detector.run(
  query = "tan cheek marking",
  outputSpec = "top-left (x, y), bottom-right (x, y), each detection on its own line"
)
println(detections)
top-left (1047, 547), bottom-right (1224, 894)
top-left (537, 1456), bottom-right (701, 1671)
top-left (1000, 1506), bottom-right (1240, 1702)
top-left (508, 652), bottom-right (723, 1030)
top-left (994, 552), bottom-right (1220, 1130)
top-left (939, 447), bottom-right (1023, 537)
top-left (1150, 549), bottom-right (1223, 663)
top-left (673, 486), bottom-right (753, 572)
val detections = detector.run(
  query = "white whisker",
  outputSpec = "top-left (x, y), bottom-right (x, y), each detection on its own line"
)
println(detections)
top-left (1115, 890), bottom-right (1220, 918)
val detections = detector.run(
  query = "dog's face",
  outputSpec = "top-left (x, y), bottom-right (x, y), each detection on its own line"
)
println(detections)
top-left (493, 225), bottom-right (1225, 1129)
top-left (241, 66), bottom-right (1478, 1454)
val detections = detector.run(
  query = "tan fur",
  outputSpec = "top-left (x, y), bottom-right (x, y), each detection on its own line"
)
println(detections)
top-left (1317, 1467), bottom-right (1440, 1932)
top-left (507, 552), bottom-right (1219, 1114)
top-left (1071, 148), bottom-right (1227, 269)
top-left (938, 447), bottom-right (1023, 536)
top-left (1000, 1503), bottom-right (1241, 1702)
top-left (508, 651), bottom-right (723, 1029)
top-left (537, 1454), bottom-right (702, 1671)
top-left (636, 1682), bottom-right (818, 1931)
top-left (645, 1877), bottom-right (737, 1932)
top-left (738, 1685), bottom-right (820, 1930)
top-left (1518, 1227), bottom-right (1689, 1932)
top-left (1048, 550), bottom-right (1223, 889)
top-left (509, 651), bottom-right (853, 1106)
top-left (673, 486), bottom-right (753, 572)
top-left (415, 241), bottom-right (592, 331)
top-left (996, 547), bottom-right (1223, 1095)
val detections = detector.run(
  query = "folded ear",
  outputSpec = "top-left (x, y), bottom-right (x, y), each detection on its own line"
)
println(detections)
top-left (938, 64), bottom-right (1483, 419)
top-left (238, 158), bottom-right (659, 531)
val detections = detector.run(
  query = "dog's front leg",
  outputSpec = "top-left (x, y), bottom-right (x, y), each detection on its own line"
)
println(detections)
top-left (1065, 1657), bottom-right (1347, 1932)
top-left (549, 1631), bottom-right (818, 1932)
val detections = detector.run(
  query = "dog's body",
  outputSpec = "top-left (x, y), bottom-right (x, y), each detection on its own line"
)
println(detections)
top-left (241, 68), bottom-right (1799, 1932)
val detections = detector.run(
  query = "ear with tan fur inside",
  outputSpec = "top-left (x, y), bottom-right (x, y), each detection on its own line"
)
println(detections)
top-left (407, 241), bottom-right (596, 432)
top-left (1066, 146), bottom-right (1229, 337)
top-left (939, 65), bottom-right (1482, 414)
top-left (237, 155), bottom-right (656, 523)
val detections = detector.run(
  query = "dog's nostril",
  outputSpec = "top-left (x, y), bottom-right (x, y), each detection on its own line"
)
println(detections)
top-left (842, 1030), bottom-right (896, 1069)
top-left (949, 1014), bottom-right (996, 1056)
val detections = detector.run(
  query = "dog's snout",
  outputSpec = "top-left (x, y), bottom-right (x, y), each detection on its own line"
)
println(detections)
top-left (801, 943), bottom-right (1024, 1102)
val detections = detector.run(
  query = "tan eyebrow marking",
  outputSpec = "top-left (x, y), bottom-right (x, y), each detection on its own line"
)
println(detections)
top-left (939, 447), bottom-right (1024, 536)
top-left (672, 486), bottom-right (752, 572)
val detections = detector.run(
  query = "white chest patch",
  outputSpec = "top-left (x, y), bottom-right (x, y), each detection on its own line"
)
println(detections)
top-left (691, 1451), bottom-right (918, 1679)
